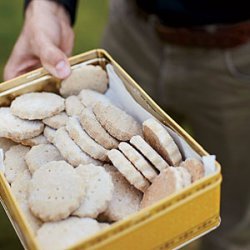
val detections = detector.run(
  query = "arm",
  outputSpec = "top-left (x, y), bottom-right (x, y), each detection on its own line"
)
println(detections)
top-left (4, 0), bottom-right (77, 80)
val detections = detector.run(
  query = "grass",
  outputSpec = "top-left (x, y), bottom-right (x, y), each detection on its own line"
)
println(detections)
top-left (0, 1), bottom-right (108, 249)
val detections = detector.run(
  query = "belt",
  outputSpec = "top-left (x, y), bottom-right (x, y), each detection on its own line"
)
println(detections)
top-left (155, 21), bottom-right (250, 49)
top-left (135, 7), bottom-right (250, 49)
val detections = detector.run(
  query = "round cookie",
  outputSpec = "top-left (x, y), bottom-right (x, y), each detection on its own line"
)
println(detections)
top-left (93, 102), bottom-right (142, 141)
top-left (80, 108), bottom-right (118, 150)
top-left (73, 164), bottom-right (114, 218)
top-left (19, 134), bottom-right (48, 147)
top-left (4, 145), bottom-right (30, 184)
top-left (0, 137), bottom-right (16, 153)
top-left (43, 112), bottom-right (69, 129)
top-left (143, 118), bottom-right (182, 165)
top-left (141, 167), bottom-right (191, 209)
top-left (118, 142), bottom-right (158, 182)
top-left (180, 158), bottom-right (205, 182)
top-left (29, 161), bottom-right (85, 222)
top-left (107, 149), bottom-right (150, 192)
top-left (10, 92), bottom-right (65, 120)
top-left (103, 168), bottom-right (142, 222)
top-left (11, 170), bottom-right (42, 233)
top-left (65, 95), bottom-right (84, 117)
top-left (78, 89), bottom-right (111, 108)
top-left (11, 169), bottom-right (31, 203)
top-left (25, 144), bottom-right (63, 174)
top-left (53, 127), bottom-right (100, 167)
top-left (36, 217), bottom-right (100, 250)
top-left (99, 223), bottom-right (110, 230)
top-left (130, 135), bottom-right (169, 171)
top-left (60, 65), bottom-right (108, 97)
top-left (43, 126), bottom-right (56, 143)
top-left (0, 108), bottom-right (44, 141)
top-left (66, 117), bottom-right (108, 161)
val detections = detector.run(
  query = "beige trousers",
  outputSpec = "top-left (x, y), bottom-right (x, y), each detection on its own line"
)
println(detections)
top-left (102, 0), bottom-right (250, 249)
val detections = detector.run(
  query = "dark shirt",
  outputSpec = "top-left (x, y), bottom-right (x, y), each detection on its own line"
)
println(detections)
top-left (136, 0), bottom-right (250, 27)
top-left (24, 0), bottom-right (78, 25)
top-left (25, 0), bottom-right (250, 27)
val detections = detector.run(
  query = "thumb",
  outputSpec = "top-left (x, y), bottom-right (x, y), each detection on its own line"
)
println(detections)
top-left (38, 42), bottom-right (71, 79)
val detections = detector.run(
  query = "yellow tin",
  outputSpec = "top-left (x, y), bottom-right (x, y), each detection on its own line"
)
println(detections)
top-left (0, 49), bottom-right (222, 250)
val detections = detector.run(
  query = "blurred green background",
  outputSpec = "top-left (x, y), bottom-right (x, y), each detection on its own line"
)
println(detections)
top-left (0, 0), bottom-right (108, 82)
top-left (0, 1), bottom-right (108, 249)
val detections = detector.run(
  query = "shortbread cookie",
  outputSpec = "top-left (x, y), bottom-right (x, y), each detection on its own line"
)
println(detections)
top-left (0, 137), bottom-right (16, 153)
top-left (43, 126), bottom-right (56, 143)
top-left (99, 223), bottom-right (110, 229)
top-left (80, 108), bottom-right (118, 149)
top-left (11, 92), bottom-right (65, 120)
top-left (29, 161), bottom-right (85, 222)
top-left (180, 158), bottom-right (205, 182)
top-left (118, 142), bottom-right (158, 182)
top-left (43, 112), bottom-right (68, 129)
top-left (130, 136), bottom-right (169, 171)
top-left (108, 149), bottom-right (150, 192)
top-left (103, 168), bottom-right (142, 221)
top-left (73, 164), bottom-right (114, 218)
top-left (4, 145), bottom-right (30, 184)
top-left (66, 117), bottom-right (108, 161)
top-left (19, 135), bottom-right (48, 147)
top-left (11, 169), bottom-right (31, 203)
top-left (11, 170), bottom-right (42, 232)
top-left (65, 95), bottom-right (84, 116)
top-left (53, 127), bottom-right (100, 167)
top-left (143, 119), bottom-right (182, 165)
top-left (0, 108), bottom-right (44, 141)
top-left (78, 89), bottom-right (111, 108)
top-left (10, 92), bottom-right (65, 120)
top-left (141, 167), bottom-right (191, 209)
top-left (25, 144), bottom-right (63, 174)
top-left (36, 217), bottom-right (100, 250)
top-left (93, 102), bottom-right (142, 141)
top-left (60, 65), bottom-right (108, 97)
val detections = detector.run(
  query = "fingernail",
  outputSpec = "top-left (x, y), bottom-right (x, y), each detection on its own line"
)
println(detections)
top-left (55, 60), bottom-right (70, 79)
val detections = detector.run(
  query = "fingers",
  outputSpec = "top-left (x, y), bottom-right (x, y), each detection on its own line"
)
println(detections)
top-left (35, 39), bottom-right (71, 79)
top-left (3, 35), bottom-right (39, 81)
top-left (4, 58), bottom-right (20, 81)
top-left (61, 26), bottom-right (75, 57)
top-left (4, 40), bottom-right (71, 81)
top-left (4, 57), bottom-right (41, 81)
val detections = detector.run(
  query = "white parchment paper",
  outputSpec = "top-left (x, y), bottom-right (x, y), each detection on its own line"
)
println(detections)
top-left (105, 64), bottom-right (217, 176)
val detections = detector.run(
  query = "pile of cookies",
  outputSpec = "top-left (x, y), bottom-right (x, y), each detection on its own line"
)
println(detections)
top-left (0, 65), bottom-right (205, 250)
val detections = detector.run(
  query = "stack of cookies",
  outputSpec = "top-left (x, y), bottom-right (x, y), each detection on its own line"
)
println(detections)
top-left (0, 64), bottom-right (205, 250)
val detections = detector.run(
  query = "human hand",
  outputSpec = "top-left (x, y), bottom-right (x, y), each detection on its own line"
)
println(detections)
top-left (4, 0), bottom-right (74, 81)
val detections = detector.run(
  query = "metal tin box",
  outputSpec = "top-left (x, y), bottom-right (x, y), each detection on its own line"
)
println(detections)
top-left (0, 49), bottom-right (222, 250)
